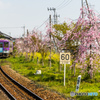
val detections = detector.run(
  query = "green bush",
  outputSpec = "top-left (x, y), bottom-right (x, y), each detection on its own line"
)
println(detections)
top-left (82, 72), bottom-right (90, 81)
top-left (18, 56), bottom-right (26, 63)
top-left (40, 73), bottom-right (56, 81)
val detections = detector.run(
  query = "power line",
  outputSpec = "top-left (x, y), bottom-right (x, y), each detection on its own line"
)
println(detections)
top-left (0, 27), bottom-right (23, 29)
top-left (37, 18), bottom-right (49, 29)
top-left (57, 0), bottom-right (70, 9)
top-left (56, 0), bottom-right (66, 9)
top-left (57, 0), bottom-right (73, 10)
top-left (0, 26), bottom-right (25, 37)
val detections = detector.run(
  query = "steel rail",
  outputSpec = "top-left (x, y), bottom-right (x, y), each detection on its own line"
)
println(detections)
top-left (0, 83), bottom-right (16, 100)
top-left (0, 66), bottom-right (44, 100)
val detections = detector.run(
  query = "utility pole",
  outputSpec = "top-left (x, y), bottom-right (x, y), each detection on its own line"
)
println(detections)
top-left (49, 15), bottom-right (51, 67)
top-left (48, 7), bottom-right (56, 24)
top-left (82, 0), bottom-right (84, 18)
top-left (85, 0), bottom-right (90, 13)
top-left (47, 7), bottom-right (60, 24)
top-left (81, 0), bottom-right (90, 18)
top-left (23, 26), bottom-right (25, 37)
top-left (47, 7), bottom-right (60, 53)
top-left (56, 14), bottom-right (60, 24)
top-left (27, 29), bottom-right (29, 37)
top-left (53, 8), bottom-right (56, 24)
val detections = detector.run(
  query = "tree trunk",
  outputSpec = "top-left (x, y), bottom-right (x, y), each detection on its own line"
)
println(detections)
top-left (48, 59), bottom-right (50, 67)
top-left (59, 62), bottom-right (62, 72)
top-left (28, 55), bottom-right (30, 61)
top-left (49, 51), bottom-right (51, 67)
top-left (25, 53), bottom-right (28, 61)
top-left (13, 53), bottom-right (15, 58)
top-left (32, 52), bottom-right (34, 61)
top-left (37, 57), bottom-right (39, 64)
top-left (41, 55), bottom-right (44, 66)
top-left (71, 62), bottom-right (76, 76)
top-left (73, 62), bottom-right (76, 76)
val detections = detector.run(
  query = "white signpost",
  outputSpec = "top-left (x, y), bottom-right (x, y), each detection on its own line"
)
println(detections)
top-left (60, 52), bottom-right (70, 86)
top-left (76, 75), bottom-right (81, 92)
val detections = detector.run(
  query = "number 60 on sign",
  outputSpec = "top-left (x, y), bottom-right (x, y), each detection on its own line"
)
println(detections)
top-left (60, 52), bottom-right (70, 64)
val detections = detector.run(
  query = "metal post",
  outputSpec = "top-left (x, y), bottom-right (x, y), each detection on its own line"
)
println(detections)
top-left (53, 8), bottom-right (56, 24)
top-left (64, 63), bottom-right (66, 86)
top-left (23, 26), bottom-right (25, 37)
top-left (82, 0), bottom-right (84, 18)
top-left (49, 15), bottom-right (51, 67)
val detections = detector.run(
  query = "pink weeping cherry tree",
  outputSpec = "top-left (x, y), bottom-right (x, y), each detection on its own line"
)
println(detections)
top-left (15, 38), bottom-right (25, 55)
top-left (62, 7), bottom-right (100, 79)
top-left (15, 28), bottom-right (50, 63)
top-left (15, 29), bottom-right (40, 58)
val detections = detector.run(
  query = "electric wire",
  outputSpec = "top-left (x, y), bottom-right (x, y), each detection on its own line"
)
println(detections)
top-left (56, 0), bottom-right (66, 9)
top-left (0, 27), bottom-right (23, 29)
top-left (37, 18), bottom-right (49, 29)
top-left (57, 0), bottom-right (73, 10)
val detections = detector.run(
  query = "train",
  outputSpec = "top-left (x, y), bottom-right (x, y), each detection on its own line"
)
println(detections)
top-left (0, 38), bottom-right (13, 57)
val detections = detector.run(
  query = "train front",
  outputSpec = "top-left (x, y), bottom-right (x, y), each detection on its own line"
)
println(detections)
top-left (0, 40), bottom-right (9, 57)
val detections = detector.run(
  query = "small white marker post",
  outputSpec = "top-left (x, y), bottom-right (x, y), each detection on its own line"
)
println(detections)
top-left (76, 75), bottom-right (81, 92)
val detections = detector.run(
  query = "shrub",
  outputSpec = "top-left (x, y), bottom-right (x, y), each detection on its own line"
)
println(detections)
top-left (34, 52), bottom-right (42, 61)
top-left (18, 56), bottom-right (26, 63)
top-left (82, 72), bottom-right (90, 81)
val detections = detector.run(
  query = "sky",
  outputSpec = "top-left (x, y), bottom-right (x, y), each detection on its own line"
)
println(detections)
top-left (0, 0), bottom-right (100, 38)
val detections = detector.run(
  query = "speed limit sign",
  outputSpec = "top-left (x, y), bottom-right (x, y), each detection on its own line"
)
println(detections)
top-left (60, 52), bottom-right (70, 64)
top-left (60, 52), bottom-right (71, 86)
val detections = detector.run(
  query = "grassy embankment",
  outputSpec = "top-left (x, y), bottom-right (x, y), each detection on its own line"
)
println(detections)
top-left (0, 52), bottom-right (100, 100)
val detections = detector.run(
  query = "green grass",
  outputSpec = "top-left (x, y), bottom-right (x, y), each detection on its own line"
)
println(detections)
top-left (0, 56), bottom-right (100, 100)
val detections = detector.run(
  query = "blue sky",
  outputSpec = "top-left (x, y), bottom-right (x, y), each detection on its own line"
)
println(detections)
top-left (0, 0), bottom-right (100, 38)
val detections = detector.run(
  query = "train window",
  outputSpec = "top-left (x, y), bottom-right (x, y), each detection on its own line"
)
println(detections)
top-left (4, 42), bottom-right (9, 48)
top-left (0, 43), bottom-right (3, 47)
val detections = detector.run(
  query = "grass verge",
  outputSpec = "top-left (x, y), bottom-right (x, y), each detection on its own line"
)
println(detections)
top-left (0, 56), bottom-right (100, 100)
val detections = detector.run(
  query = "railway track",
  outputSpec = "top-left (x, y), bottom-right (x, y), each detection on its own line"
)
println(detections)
top-left (0, 83), bottom-right (16, 100)
top-left (0, 66), bottom-right (44, 100)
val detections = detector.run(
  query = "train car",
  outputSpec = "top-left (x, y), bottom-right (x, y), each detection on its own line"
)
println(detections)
top-left (0, 39), bottom-right (13, 57)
